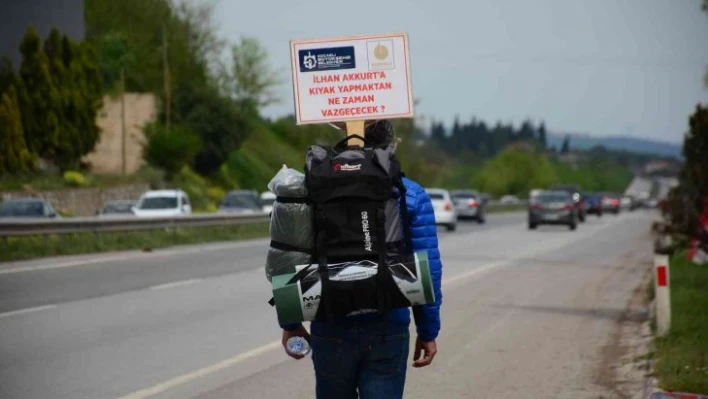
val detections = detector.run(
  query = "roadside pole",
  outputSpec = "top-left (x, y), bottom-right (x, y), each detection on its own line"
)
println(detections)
top-left (653, 254), bottom-right (671, 337)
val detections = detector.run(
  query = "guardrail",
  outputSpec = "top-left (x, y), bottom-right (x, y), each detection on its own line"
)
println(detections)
top-left (0, 212), bottom-right (271, 238)
top-left (0, 202), bottom-right (528, 239)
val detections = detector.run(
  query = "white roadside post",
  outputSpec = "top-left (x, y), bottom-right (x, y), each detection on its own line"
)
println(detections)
top-left (653, 254), bottom-right (671, 337)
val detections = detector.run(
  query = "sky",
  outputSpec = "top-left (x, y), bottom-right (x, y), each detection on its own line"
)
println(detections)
top-left (190, 0), bottom-right (708, 143)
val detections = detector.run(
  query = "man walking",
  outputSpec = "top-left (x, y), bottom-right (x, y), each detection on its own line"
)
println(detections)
top-left (279, 119), bottom-right (443, 399)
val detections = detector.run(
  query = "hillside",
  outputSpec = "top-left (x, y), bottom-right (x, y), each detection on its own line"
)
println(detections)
top-left (547, 133), bottom-right (682, 159)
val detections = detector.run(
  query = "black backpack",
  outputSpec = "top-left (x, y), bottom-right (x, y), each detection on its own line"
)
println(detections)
top-left (303, 134), bottom-right (414, 321)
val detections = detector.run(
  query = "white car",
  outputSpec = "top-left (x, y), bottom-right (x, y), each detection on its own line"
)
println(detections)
top-left (425, 188), bottom-right (457, 231)
top-left (260, 191), bottom-right (276, 214)
top-left (500, 195), bottom-right (521, 205)
top-left (132, 190), bottom-right (192, 217)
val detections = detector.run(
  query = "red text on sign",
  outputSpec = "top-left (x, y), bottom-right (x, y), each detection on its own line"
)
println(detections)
top-left (321, 106), bottom-right (381, 118)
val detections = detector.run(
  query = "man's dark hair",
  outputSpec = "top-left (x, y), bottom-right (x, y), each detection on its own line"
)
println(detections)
top-left (365, 120), bottom-right (396, 148)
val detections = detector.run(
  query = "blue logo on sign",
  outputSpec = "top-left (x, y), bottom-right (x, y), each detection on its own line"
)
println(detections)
top-left (298, 46), bottom-right (356, 73)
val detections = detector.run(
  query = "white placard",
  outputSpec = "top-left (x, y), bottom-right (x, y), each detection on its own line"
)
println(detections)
top-left (289, 33), bottom-right (414, 125)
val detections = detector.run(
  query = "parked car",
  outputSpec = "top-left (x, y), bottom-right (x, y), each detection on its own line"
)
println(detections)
top-left (449, 190), bottom-right (485, 224)
top-left (425, 188), bottom-right (457, 231)
top-left (132, 190), bottom-right (192, 217)
top-left (548, 184), bottom-right (586, 222)
top-left (646, 197), bottom-right (659, 208)
top-left (219, 190), bottom-right (262, 214)
top-left (528, 190), bottom-right (577, 231)
top-left (0, 198), bottom-right (60, 219)
top-left (499, 195), bottom-right (521, 205)
top-left (97, 200), bottom-right (135, 217)
top-left (260, 191), bottom-right (276, 214)
top-left (583, 192), bottom-right (603, 217)
top-left (601, 193), bottom-right (621, 215)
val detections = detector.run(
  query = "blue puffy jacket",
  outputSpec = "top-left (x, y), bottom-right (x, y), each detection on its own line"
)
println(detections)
top-left (280, 177), bottom-right (443, 342)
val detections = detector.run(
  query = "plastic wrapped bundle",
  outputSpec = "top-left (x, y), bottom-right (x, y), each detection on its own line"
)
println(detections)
top-left (265, 165), bottom-right (314, 281)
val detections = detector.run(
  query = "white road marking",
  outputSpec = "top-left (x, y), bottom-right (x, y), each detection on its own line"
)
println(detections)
top-left (0, 304), bottom-right (57, 319)
top-left (116, 340), bottom-right (282, 399)
top-left (149, 279), bottom-right (202, 291)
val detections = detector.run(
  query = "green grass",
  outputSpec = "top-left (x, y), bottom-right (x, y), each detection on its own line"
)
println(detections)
top-left (486, 204), bottom-right (527, 213)
top-left (653, 249), bottom-right (708, 394)
top-left (0, 166), bottom-right (165, 192)
top-left (0, 223), bottom-right (269, 263)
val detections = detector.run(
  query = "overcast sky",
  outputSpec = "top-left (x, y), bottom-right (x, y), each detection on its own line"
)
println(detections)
top-left (190, 0), bottom-right (708, 143)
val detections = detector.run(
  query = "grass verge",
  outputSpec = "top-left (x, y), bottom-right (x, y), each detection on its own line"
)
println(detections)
top-left (0, 223), bottom-right (269, 263)
top-left (486, 204), bottom-right (527, 213)
top-left (653, 248), bottom-right (708, 394)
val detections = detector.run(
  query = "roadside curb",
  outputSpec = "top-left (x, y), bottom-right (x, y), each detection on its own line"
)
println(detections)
top-left (641, 301), bottom-right (708, 399)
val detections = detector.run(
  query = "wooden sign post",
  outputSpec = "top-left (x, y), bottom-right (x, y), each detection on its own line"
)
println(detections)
top-left (289, 33), bottom-right (414, 145)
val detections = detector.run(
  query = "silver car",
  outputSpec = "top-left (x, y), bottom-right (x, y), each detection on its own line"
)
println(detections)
top-left (449, 190), bottom-right (485, 224)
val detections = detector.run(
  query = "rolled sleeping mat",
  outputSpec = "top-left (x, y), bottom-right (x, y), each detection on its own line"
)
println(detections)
top-left (270, 250), bottom-right (435, 325)
top-left (265, 165), bottom-right (314, 282)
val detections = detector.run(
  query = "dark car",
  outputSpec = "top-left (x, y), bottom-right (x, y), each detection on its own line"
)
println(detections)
top-left (601, 192), bottom-right (621, 215)
top-left (449, 190), bottom-right (486, 224)
top-left (583, 192), bottom-right (603, 217)
top-left (0, 198), bottom-right (60, 219)
top-left (528, 190), bottom-right (577, 231)
top-left (218, 190), bottom-right (262, 214)
top-left (548, 184), bottom-right (586, 222)
top-left (97, 200), bottom-right (136, 217)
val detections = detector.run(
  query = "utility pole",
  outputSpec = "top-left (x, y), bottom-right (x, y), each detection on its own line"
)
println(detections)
top-left (162, 23), bottom-right (171, 130)
top-left (120, 67), bottom-right (127, 175)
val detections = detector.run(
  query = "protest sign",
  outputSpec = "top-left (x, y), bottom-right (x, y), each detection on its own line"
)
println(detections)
top-left (289, 33), bottom-right (413, 126)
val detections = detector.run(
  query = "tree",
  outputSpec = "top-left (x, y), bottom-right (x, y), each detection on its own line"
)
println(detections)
top-left (660, 104), bottom-right (708, 239)
top-left (0, 85), bottom-right (34, 174)
top-left (538, 121), bottom-right (548, 149)
top-left (85, 0), bottom-right (213, 93)
top-left (40, 31), bottom-right (104, 170)
top-left (682, 104), bottom-right (708, 197)
top-left (518, 119), bottom-right (535, 141)
top-left (221, 36), bottom-right (282, 110)
top-left (18, 26), bottom-right (63, 160)
top-left (171, 81), bottom-right (254, 176)
top-left (560, 135), bottom-right (570, 154)
top-left (143, 122), bottom-right (202, 178)
top-left (430, 121), bottom-right (446, 145)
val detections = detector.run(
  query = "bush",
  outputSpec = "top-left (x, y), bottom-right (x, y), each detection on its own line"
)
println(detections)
top-left (143, 122), bottom-right (202, 178)
top-left (63, 170), bottom-right (88, 187)
top-left (206, 186), bottom-right (226, 204)
top-left (174, 166), bottom-right (209, 211)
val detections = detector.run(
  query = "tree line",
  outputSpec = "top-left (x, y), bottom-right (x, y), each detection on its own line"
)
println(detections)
top-left (0, 0), bottom-right (669, 201)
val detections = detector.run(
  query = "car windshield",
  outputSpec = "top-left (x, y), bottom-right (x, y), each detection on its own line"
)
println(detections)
top-left (428, 193), bottom-right (445, 200)
top-left (103, 202), bottom-right (134, 213)
top-left (451, 193), bottom-right (476, 200)
top-left (138, 197), bottom-right (178, 210)
top-left (0, 201), bottom-right (45, 217)
top-left (222, 194), bottom-right (259, 208)
top-left (538, 193), bottom-right (569, 203)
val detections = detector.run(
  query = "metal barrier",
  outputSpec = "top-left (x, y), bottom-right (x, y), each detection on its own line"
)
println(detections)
top-left (0, 202), bottom-right (528, 238)
top-left (0, 213), bottom-right (271, 238)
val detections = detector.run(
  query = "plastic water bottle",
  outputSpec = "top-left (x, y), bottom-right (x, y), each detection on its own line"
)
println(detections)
top-left (286, 336), bottom-right (311, 356)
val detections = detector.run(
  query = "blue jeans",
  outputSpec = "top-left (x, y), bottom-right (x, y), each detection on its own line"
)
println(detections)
top-left (310, 319), bottom-right (410, 399)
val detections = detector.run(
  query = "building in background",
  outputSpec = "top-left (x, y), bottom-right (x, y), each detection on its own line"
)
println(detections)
top-left (0, 0), bottom-right (85, 67)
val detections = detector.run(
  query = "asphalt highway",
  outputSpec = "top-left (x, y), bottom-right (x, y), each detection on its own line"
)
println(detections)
top-left (0, 210), bottom-right (655, 398)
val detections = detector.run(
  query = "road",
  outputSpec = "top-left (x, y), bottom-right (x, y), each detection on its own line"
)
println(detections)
top-left (0, 210), bottom-right (655, 399)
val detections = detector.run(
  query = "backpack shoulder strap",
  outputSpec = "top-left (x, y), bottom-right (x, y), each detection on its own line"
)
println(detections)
top-left (395, 173), bottom-right (414, 253)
